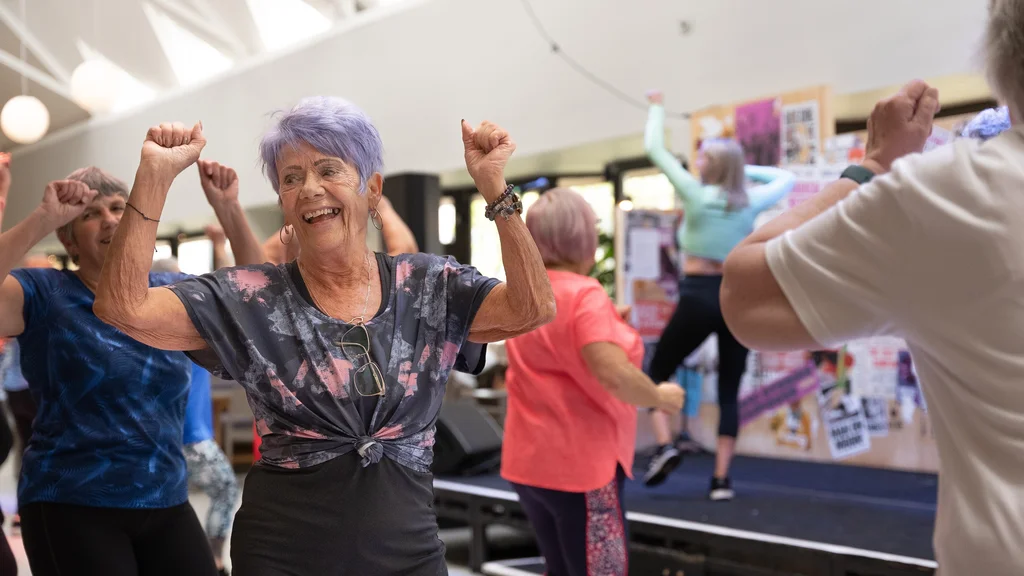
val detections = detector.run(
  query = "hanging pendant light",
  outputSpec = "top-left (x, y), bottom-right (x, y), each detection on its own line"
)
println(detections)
top-left (70, 59), bottom-right (121, 113)
top-left (1, 0), bottom-right (49, 144)
top-left (69, 0), bottom-right (119, 113)
top-left (1, 95), bottom-right (50, 144)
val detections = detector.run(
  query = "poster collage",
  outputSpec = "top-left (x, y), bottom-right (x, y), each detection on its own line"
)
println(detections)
top-left (619, 86), bottom-right (982, 473)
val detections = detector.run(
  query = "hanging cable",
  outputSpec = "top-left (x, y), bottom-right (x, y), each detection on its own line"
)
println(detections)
top-left (517, 0), bottom-right (690, 119)
top-left (19, 0), bottom-right (26, 95)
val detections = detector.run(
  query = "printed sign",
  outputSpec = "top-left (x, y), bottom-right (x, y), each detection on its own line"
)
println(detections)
top-left (818, 377), bottom-right (872, 460)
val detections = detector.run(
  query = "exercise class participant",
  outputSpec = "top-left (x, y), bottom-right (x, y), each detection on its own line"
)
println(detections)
top-left (152, 257), bottom-right (240, 576)
top-left (641, 90), bottom-right (796, 498)
top-left (720, 6), bottom-right (1024, 570)
top-left (0, 160), bottom-right (264, 575)
top-left (94, 97), bottom-right (555, 575)
top-left (502, 188), bottom-right (684, 576)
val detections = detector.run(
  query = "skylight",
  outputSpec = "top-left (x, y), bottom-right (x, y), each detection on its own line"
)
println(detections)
top-left (142, 2), bottom-right (233, 87)
top-left (76, 41), bottom-right (157, 114)
top-left (245, 0), bottom-right (332, 52)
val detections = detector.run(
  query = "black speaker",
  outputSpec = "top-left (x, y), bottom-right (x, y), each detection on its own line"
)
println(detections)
top-left (432, 400), bottom-right (503, 476)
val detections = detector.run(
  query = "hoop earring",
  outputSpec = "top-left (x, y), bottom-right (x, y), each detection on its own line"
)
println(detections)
top-left (279, 224), bottom-right (293, 245)
top-left (369, 208), bottom-right (383, 231)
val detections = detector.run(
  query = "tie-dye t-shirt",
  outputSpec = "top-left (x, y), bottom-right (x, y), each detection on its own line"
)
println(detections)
top-left (11, 267), bottom-right (193, 509)
top-left (168, 252), bottom-right (499, 472)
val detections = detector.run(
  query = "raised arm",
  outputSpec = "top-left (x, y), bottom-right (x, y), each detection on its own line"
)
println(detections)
top-left (376, 195), bottom-right (418, 255)
top-left (0, 180), bottom-right (96, 337)
top-left (458, 120), bottom-right (556, 343)
top-left (94, 122), bottom-right (208, 351)
top-left (744, 165), bottom-right (796, 212)
top-left (205, 224), bottom-right (231, 269)
top-left (197, 160), bottom-right (264, 266)
top-left (644, 92), bottom-right (702, 205)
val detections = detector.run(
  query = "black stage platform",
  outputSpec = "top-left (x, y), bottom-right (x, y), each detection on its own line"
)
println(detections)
top-left (434, 453), bottom-right (939, 576)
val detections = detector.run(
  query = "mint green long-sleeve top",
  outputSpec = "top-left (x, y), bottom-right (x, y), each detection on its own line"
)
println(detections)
top-left (645, 104), bottom-right (796, 262)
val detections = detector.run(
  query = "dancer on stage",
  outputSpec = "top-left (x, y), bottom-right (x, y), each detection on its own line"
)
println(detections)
top-left (641, 91), bottom-right (795, 499)
top-left (95, 96), bottom-right (555, 576)
top-left (719, 5), bottom-right (1022, 568)
top-left (0, 158), bottom-right (263, 575)
top-left (502, 187), bottom-right (684, 576)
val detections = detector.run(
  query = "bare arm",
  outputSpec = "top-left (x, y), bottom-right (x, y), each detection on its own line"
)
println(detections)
top-left (198, 160), bottom-right (264, 266)
top-left (94, 122), bottom-right (208, 351)
top-left (722, 80), bottom-right (939, 352)
top-left (721, 177), bottom-right (862, 351)
top-left (459, 120), bottom-right (556, 343)
top-left (582, 342), bottom-right (682, 410)
top-left (376, 196), bottom-right (418, 255)
top-left (0, 181), bottom-right (96, 338)
top-left (205, 224), bottom-right (230, 270)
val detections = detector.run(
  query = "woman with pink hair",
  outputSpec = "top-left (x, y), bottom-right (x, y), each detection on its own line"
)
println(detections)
top-left (503, 187), bottom-right (684, 576)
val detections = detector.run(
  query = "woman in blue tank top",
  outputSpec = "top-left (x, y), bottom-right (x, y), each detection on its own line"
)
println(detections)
top-left (641, 91), bottom-right (795, 500)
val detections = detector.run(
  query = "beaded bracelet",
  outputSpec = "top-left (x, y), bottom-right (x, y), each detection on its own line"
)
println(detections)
top-left (484, 184), bottom-right (522, 221)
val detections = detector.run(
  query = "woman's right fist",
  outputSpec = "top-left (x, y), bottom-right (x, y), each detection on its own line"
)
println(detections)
top-left (38, 180), bottom-right (96, 228)
top-left (140, 121), bottom-right (206, 182)
top-left (656, 382), bottom-right (685, 413)
top-left (646, 90), bottom-right (664, 105)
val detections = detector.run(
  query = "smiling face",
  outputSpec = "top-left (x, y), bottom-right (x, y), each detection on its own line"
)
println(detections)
top-left (59, 193), bottom-right (125, 271)
top-left (277, 141), bottom-right (382, 255)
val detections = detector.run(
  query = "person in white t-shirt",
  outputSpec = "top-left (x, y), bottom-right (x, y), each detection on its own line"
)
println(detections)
top-left (720, 4), bottom-right (1024, 574)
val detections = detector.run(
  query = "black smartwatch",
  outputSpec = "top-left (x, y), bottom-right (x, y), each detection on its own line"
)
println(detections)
top-left (840, 164), bottom-right (876, 185)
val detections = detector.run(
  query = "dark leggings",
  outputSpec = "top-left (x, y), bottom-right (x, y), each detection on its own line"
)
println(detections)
top-left (0, 401), bottom-right (16, 575)
top-left (511, 466), bottom-right (628, 576)
top-left (20, 501), bottom-right (218, 576)
top-left (648, 275), bottom-right (749, 438)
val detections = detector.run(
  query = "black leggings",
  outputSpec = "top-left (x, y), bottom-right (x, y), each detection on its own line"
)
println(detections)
top-left (0, 401), bottom-right (16, 576)
top-left (648, 275), bottom-right (749, 438)
top-left (20, 501), bottom-right (218, 576)
top-left (511, 466), bottom-right (628, 576)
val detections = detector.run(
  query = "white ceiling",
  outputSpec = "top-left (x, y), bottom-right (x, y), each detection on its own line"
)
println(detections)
top-left (0, 0), bottom-right (390, 150)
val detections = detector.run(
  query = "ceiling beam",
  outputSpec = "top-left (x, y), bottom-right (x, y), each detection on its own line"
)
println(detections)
top-left (148, 0), bottom-right (249, 58)
top-left (0, 1), bottom-right (71, 83)
top-left (0, 49), bottom-right (74, 102)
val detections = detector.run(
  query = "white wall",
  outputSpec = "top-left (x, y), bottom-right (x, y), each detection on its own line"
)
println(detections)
top-left (4, 0), bottom-right (991, 233)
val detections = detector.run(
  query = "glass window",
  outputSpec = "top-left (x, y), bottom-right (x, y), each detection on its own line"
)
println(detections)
top-left (622, 167), bottom-right (677, 211)
top-left (177, 238), bottom-right (213, 275)
top-left (153, 243), bottom-right (173, 263)
top-left (558, 177), bottom-right (614, 236)
top-left (438, 196), bottom-right (456, 246)
top-left (469, 193), bottom-right (505, 281)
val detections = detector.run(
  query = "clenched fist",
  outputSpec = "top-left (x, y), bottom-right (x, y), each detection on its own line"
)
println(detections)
top-left (140, 122), bottom-right (206, 182)
top-left (864, 80), bottom-right (940, 174)
top-left (197, 159), bottom-right (239, 207)
top-left (37, 180), bottom-right (97, 230)
top-left (656, 382), bottom-right (685, 413)
top-left (461, 120), bottom-right (515, 200)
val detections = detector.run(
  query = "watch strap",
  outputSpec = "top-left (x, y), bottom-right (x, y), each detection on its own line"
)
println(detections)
top-left (840, 164), bottom-right (876, 185)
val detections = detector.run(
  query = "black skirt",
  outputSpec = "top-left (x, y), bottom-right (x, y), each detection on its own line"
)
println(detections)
top-left (230, 452), bottom-right (447, 576)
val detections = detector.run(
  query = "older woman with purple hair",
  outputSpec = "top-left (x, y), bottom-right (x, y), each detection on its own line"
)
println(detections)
top-left (95, 96), bottom-right (555, 576)
top-left (502, 188), bottom-right (683, 576)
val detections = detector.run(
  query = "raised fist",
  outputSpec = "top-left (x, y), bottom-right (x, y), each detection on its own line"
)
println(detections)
top-left (656, 382), bottom-right (685, 413)
top-left (461, 120), bottom-right (516, 194)
top-left (197, 159), bottom-right (239, 207)
top-left (864, 80), bottom-right (940, 174)
top-left (38, 180), bottom-right (97, 229)
top-left (646, 90), bottom-right (664, 105)
top-left (140, 122), bottom-right (206, 181)
top-left (0, 153), bottom-right (10, 200)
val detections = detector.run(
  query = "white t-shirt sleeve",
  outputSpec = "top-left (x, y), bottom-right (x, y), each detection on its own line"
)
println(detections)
top-left (765, 164), bottom-right (917, 348)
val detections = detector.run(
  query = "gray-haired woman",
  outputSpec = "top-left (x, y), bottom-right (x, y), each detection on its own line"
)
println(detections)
top-left (95, 96), bottom-right (555, 576)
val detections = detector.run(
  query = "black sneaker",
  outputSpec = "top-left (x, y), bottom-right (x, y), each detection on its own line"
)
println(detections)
top-left (643, 445), bottom-right (682, 487)
top-left (709, 476), bottom-right (734, 501)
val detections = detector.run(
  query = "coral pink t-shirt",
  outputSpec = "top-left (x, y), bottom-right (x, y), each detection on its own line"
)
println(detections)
top-left (502, 270), bottom-right (643, 493)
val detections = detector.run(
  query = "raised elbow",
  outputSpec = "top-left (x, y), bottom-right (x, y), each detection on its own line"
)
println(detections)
top-left (527, 298), bottom-right (557, 331)
top-left (93, 296), bottom-right (133, 333)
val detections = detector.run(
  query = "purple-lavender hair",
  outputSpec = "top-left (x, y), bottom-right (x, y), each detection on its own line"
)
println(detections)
top-left (259, 96), bottom-right (384, 194)
top-left (525, 187), bottom-right (598, 268)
